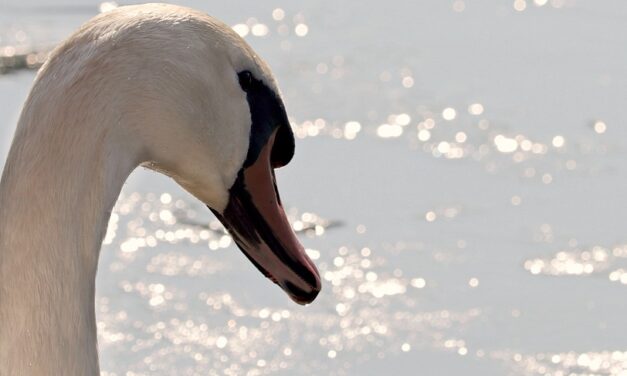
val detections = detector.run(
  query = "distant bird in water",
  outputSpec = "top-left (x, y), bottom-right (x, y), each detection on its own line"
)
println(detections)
top-left (0, 4), bottom-right (320, 375)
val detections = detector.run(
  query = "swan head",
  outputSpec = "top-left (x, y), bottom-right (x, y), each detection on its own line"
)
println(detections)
top-left (130, 7), bottom-right (320, 304)
top-left (207, 70), bottom-right (322, 305)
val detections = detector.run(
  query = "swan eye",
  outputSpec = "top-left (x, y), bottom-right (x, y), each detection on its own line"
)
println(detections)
top-left (238, 71), bottom-right (254, 91)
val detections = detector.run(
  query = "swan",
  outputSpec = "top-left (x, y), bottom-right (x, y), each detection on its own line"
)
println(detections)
top-left (0, 4), bottom-right (321, 375)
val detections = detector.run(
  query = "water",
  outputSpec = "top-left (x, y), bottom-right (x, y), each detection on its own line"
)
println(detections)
top-left (2, 1), bottom-right (627, 375)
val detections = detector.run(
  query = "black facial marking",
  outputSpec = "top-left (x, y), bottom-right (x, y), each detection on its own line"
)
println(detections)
top-left (209, 171), bottom-right (318, 288)
top-left (237, 70), bottom-right (295, 168)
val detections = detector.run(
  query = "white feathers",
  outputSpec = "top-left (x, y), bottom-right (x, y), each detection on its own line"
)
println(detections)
top-left (0, 4), bottom-right (279, 374)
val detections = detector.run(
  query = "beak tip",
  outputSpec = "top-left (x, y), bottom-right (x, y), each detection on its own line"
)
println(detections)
top-left (283, 270), bottom-right (322, 305)
top-left (291, 286), bottom-right (321, 306)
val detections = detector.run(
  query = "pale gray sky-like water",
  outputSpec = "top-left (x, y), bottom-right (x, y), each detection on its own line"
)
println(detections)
top-left (1, 1), bottom-right (627, 375)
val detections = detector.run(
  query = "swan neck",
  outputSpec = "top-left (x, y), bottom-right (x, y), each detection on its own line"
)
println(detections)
top-left (0, 103), bottom-right (139, 374)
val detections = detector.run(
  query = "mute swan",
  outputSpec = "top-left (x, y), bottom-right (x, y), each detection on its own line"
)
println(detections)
top-left (0, 4), bottom-right (321, 375)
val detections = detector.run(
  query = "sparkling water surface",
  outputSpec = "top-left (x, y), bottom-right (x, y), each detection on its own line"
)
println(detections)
top-left (1, 1), bottom-right (627, 375)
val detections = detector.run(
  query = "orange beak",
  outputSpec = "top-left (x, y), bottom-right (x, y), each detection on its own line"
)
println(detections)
top-left (210, 131), bottom-right (321, 304)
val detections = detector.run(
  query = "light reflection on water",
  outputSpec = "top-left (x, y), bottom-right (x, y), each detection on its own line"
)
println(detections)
top-left (291, 106), bottom-right (610, 189)
top-left (493, 350), bottom-right (627, 376)
top-left (524, 245), bottom-right (627, 279)
top-left (97, 190), bottom-right (627, 375)
top-left (98, 193), bottom-right (483, 375)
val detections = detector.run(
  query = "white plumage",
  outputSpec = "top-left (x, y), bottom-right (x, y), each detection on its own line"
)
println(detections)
top-left (0, 4), bottom-right (305, 375)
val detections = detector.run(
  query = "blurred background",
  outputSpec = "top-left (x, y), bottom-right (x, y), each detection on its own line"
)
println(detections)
top-left (2, 1), bottom-right (627, 375)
